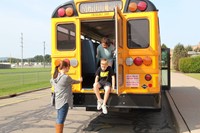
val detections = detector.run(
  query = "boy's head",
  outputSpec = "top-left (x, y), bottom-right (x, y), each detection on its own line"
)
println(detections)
top-left (100, 58), bottom-right (109, 71)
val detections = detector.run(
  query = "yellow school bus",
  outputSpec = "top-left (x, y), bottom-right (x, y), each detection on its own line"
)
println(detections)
top-left (51, 0), bottom-right (161, 111)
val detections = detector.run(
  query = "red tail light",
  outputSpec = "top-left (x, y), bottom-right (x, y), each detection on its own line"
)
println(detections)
top-left (58, 8), bottom-right (66, 17)
top-left (145, 74), bottom-right (152, 81)
top-left (148, 84), bottom-right (152, 88)
top-left (134, 57), bottom-right (143, 66)
top-left (137, 1), bottom-right (147, 11)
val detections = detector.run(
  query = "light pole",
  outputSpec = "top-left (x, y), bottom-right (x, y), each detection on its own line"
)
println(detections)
top-left (43, 41), bottom-right (46, 68)
top-left (20, 33), bottom-right (23, 68)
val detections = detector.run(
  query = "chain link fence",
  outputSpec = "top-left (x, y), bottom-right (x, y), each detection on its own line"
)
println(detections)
top-left (0, 68), bottom-right (51, 96)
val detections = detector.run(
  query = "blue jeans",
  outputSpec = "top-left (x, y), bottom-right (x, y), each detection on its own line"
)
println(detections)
top-left (56, 103), bottom-right (69, 124)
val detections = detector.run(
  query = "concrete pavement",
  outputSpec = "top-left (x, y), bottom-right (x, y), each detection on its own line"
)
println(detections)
top-left (166, 72), bottom-right (200, 133)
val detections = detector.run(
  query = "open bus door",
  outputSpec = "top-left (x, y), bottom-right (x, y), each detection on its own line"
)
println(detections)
top-left (114, 7), bottom-right (126, 95)
top-left (51, 17), bottom-right (82, 92)
top-left (161, 48), bottom-right (171, 90)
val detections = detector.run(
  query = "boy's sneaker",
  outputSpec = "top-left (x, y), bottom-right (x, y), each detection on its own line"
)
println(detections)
top-left (97, 100), bottom-right (103, 110)
top-left (102, 104), bottom-right (108, 114)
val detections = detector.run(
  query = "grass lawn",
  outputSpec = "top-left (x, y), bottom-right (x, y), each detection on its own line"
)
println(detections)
top-left (185, 73), bottom-right (200, 80)
top-left (0, 68), bottom-right (51, 97)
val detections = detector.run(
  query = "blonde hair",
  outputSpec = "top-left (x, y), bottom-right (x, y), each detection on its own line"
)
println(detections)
top-left (100, 58), bottom-right (108, 64)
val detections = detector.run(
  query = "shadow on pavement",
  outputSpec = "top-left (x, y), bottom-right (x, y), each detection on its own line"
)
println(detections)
top-left (83, 92), bottom-right (177, 133)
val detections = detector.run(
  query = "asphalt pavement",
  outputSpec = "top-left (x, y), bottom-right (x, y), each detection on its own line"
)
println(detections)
top-left (1, 71), bottom-right (200, 133)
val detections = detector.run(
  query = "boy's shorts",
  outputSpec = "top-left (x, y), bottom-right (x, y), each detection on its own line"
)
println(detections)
top-left (99, 80), bottom-right (111, 88)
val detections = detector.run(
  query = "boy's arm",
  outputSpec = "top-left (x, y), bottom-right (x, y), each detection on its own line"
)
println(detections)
top-left (95, 76), bottom-right (99, 83)
top-left (111, 75), bottom-right (115, 90)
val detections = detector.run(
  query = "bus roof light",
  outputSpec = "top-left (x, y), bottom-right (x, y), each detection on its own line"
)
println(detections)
top-left (58, 8), bottom-right (66, 17)
top-left (134, 57), bottom-right (143, 66)
top-left (65, 7), bottom-right (74, 17)
top-left (129, 2), bottom-right (137, 12)
top-left (138, 1), bottom-right (147, 11)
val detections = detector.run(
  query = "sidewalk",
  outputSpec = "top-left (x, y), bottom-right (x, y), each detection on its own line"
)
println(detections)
top-left (166, 72), bottom-right (200, 133)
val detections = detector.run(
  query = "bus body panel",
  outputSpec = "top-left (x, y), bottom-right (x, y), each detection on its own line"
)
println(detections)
top-left (51, 0), bottom-right (162, 109)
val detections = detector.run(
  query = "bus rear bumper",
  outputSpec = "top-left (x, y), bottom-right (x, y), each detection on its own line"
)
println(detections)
top-left (73, 93), bottom-right (161, 110)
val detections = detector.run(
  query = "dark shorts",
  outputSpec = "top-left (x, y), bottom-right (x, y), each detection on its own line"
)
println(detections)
top-left (99, 80), bottom-right (111, 88)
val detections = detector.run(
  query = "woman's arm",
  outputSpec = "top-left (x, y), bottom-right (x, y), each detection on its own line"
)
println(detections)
top-left (71, 77), bottom-right (83, 84)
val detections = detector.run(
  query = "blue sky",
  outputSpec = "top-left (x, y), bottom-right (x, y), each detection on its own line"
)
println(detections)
top-left (0, 0), bottom-right (200, 58)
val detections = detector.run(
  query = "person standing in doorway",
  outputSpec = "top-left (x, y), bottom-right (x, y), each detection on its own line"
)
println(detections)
top-left (96, 37), bottom-right (115, 67)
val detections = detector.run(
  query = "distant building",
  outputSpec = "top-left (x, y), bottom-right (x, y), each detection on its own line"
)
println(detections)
top-left (192, 42), bottom-right (200, 50)
top-left (0, 63), bottom-right (11, 69)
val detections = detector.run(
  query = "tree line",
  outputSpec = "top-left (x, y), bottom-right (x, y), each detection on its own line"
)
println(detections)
top-left (7, 54), bottom-right (51, 63)
top-left (162, 43), bottom-right (200, 72)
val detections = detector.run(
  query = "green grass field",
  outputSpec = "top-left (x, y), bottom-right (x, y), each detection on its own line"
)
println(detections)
top-left (0, 68), bottom-right (51, 96)
top-left (185, 73), bottom-right (200, 80)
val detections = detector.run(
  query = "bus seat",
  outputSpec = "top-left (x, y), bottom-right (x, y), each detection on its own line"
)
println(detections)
top-left (81, 40), bottom-right (96, 74)
top-left (93, 42), bottom-right (100, 68)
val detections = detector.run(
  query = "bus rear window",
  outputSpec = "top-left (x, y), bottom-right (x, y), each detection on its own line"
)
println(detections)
top-left (57, 24), bottom-right (76, 50)
top-left (127, 19), bottom-right (149, 48)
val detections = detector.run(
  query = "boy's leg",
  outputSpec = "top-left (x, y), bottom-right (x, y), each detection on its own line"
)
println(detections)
top-left (93, 82), bottom-right (102, 101)
top-left (103, 86), bottom-right (111, 105)
top-left (101, 85), bottom-right (111, 114)
top-left (93, 82), bottom-right (103, 110)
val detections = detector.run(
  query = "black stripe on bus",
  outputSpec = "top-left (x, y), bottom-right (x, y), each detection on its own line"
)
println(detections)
top-left (51, 0), bottom-right (78, 18)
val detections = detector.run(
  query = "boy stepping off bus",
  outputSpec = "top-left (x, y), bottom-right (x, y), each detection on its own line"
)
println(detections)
top-left (93, 58), bottom-right (115, 114)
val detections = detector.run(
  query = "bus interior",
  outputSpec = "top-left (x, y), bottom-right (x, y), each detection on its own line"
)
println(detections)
top-left (80, 20), bottom-right (115, 89)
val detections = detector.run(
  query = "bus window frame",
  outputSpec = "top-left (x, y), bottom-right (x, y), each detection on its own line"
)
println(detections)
top-left (127, 18), bottom-right (150, 49)
top-left (56, 23), bottom-right (76, 51)
top-left (115, 6), bottom-right (126, 95)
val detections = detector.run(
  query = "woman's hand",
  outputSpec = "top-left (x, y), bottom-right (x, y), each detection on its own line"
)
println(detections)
top-left (79, 77), bottom-right (83, 82)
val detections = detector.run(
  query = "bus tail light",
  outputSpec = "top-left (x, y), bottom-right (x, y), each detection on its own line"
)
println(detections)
top-left (70, 58), bottom-right (78, 67)
top-left (137, 1), bottom-right (147, 11)
top-left (55, 59), bottom-right (62, 67)
top-left (143, 56), bottom-right (152, 66)
top-left (65, 7), bottom-right (74, 17)
top-left (148, 84), bottom-right (152, 88)
top-left (145, 74), bottom-right (152, 81)
top-left (134, 57), bottom-right (143, 66)
top-left (129, 2), bottom-right (137, 12)
top-left (58, 8), bottom-right (66, 17)
top-left (126, 57), bottom-right (134, 66)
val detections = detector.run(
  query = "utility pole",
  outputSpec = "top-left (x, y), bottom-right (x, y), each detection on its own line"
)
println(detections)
top-left (21, 33), bottom-right (23, 68)
top-left (43, 41), bottom-right (46, 68)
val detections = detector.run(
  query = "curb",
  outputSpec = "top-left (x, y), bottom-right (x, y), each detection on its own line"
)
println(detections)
top-left (166, 90), bottom-right (190, 133)
top-left (0, 87), bottom-right (50, 100)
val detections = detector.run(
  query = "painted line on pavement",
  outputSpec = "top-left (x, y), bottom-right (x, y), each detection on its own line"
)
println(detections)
top-left (0, 94), bottom-right (49, 107)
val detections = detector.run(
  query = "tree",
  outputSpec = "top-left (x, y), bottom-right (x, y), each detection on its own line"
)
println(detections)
top-left (172, 43), bottom-right (187, 71)
top-left (185, 45), bottom-right (193, 52)
top-left (161, 43), bottom-right (167, 49)
top-left (185, 45), bottom-right (193, 57)
top-left (44, 54), bottom-right (51, 63)
top-left (34, 55), bottom-right (43, 63)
